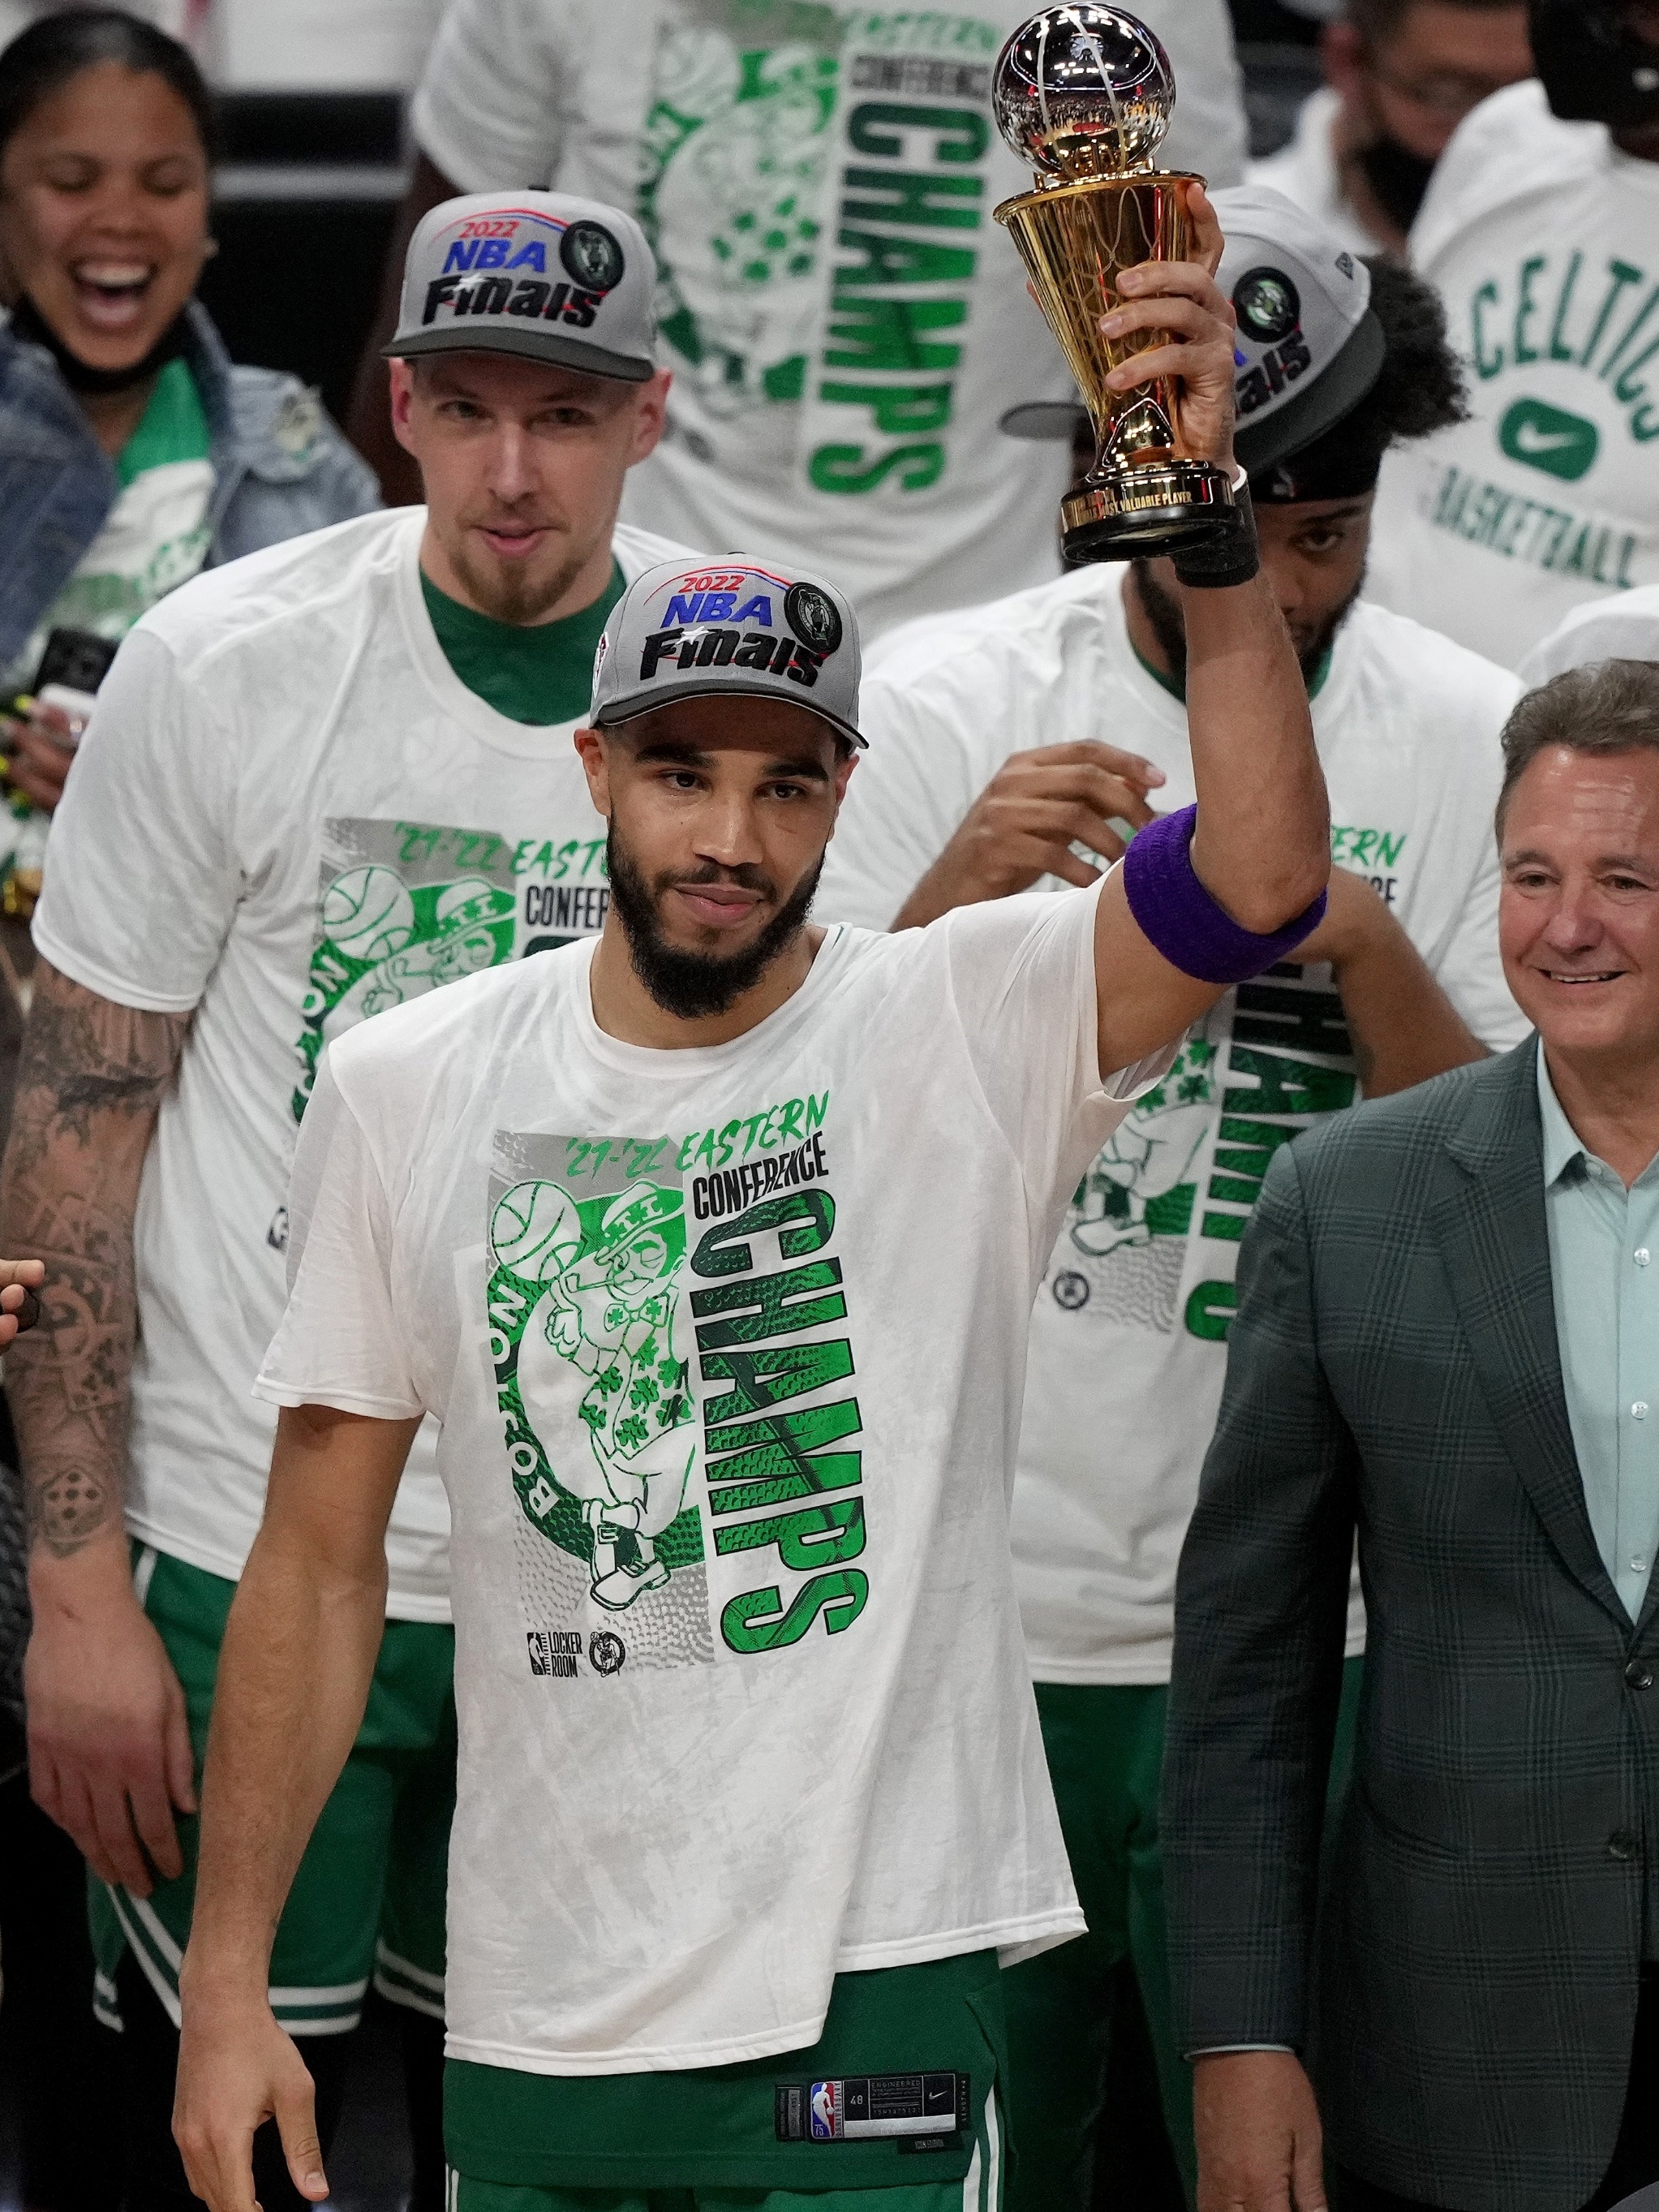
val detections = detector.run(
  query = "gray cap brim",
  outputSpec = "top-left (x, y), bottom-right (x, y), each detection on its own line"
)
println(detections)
top-left (595, 682), bottom-right (865, 751)
top-left (1234, 308), bottom-right (1386, 478)
top-left (999, 399), bottom-right (1089, 441)
top-left (384, 321), bottom-right (656, 383)
top-left (998, 311), bottom-right (1387, 483)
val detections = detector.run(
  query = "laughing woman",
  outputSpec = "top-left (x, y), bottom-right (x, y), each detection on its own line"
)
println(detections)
top-left (0, 8), bottom-right (378, 833)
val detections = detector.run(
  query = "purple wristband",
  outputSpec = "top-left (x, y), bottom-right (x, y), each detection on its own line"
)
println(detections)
top-left (1122, 806), bottom-right (1326, 985)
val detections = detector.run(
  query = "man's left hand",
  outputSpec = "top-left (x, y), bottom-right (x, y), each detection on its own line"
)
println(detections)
top-left (1100, 182), bottom-right (1238, 471)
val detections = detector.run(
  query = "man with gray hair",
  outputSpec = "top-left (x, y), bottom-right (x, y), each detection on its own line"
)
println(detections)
top-left (1165, 653), bottom-right (1659, 2212)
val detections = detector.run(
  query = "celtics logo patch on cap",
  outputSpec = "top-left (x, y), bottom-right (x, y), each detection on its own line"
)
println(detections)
top-left (387, 190), bottom-right (657, 383)
top-left (588, 556), bottom-right (865, 748)
top-left (561, 220), bottom-right (625, 294)
top-left (784, 581), bottom-right (844, 657)
top-left (1233, 267), bottom-right (1302, 346)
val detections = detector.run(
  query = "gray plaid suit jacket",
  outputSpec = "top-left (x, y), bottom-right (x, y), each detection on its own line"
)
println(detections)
top-left (1163, 1039), bottom-right (1659, 2212)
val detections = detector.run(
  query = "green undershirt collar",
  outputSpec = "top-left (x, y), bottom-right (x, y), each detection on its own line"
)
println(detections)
top-left (420, 560), bottom-right (625, 725)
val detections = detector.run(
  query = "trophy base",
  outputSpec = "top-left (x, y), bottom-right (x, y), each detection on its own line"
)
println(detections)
top-left (1061, 460), bottom-right (1236, 564)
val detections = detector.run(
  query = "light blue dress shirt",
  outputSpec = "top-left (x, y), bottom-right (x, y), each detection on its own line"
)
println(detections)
top-left (1538, 1044), bottom-right (1659, 1624)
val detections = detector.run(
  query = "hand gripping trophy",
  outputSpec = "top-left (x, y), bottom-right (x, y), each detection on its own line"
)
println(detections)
top-left (994, 4), bottom-right (1237, 561)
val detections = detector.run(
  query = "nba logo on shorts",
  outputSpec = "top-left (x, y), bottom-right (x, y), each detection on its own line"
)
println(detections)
top-left (810, 2081), bottom-right (838, 2140)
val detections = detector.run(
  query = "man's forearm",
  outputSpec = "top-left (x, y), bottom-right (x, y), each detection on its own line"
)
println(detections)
top-left (184, 1522), bottom-right (386, 1997)
top-left (0, 962), bottom-right (187, 1570)
top-left (1183, 574), bottom-right (1328, 934)
top-left (1335, 932), bottom-right (1487, 1097)
top-left (183, 1406), bottom-right (418, 2000)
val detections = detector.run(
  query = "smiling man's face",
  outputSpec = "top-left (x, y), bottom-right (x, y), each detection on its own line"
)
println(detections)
top-left (1500, 744), bottom-right (1659, 1066)
top-left (575, 696), bottom-right (857, 1021)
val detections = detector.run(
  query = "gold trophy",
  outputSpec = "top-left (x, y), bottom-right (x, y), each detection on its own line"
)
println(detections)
top-left (994, 3), bottom-right (1236, 561)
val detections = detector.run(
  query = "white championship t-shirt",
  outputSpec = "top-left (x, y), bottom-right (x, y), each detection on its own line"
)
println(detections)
top-left (817, 570), bottom-right (1530, 1682)
top-left (1368, 82), bottom-right (1659, 670)
top-left (1517, 578), bottom-right (1659, 683)
top-left (410, 0), bottom-right (1247, 637)
top-left (256, 895), bottom-right (1167, 2068)
top-left (1246, 86), bottom-right (1386, 260)
top-left (32, 507), bottom-right (692, 1620)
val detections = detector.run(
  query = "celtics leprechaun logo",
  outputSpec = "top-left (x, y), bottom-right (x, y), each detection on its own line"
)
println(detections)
top-left (492, 1174), bottom-right (696, 1614)
top-left (291, 831), bottom-right (522, 1114)
top-left (1069, 1035), bottom-right (1220, 1263)
top-left (1045, 1017), bottom-right (1227, 1334)
top-left (637, 13), bottom-right (836, 420)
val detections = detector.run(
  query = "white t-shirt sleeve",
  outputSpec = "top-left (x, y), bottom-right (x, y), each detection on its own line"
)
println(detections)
top-left (410, 0), bottom-right (574, 189)
top-left (256, 1054), bottom-right (425, 1422)
top-left (817, 679), bottom-right (994, 932)
top-left (32, 627), bottom-right (239, 1015)
top-left (935, 879), bottom-right (1167, 1186)
top-left (1517, 586), bottom-right (1659, 685)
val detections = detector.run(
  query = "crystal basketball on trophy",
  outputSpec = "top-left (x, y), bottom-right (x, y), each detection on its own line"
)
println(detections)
top-left (995, 5), bottom-right (1240, 561)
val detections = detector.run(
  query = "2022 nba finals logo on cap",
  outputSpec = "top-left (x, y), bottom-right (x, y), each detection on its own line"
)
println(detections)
top-left (635, 564), bottom-right (842, 689)
top-left (422, 205), bottom-right (625, 337)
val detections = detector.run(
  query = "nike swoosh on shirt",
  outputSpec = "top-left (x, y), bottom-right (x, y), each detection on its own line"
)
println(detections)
top-left (1498, 398), bottom-right (1600, 482)
top-left (1512, 423), bottom-right (1579, 454)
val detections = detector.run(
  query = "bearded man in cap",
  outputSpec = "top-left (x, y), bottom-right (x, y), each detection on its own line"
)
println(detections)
top-left (817, 183), bottom-right (1529, 2210)
top-left (166, 187), bottom-right (1331, 2212)
top-left (1367, 0), bottom-right (1659, 669)
top-left (0, 188), bottom-right (692, 2212)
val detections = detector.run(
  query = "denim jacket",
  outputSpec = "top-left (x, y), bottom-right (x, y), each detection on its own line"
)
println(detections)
top-left (0, 299), bottom-right (380, 673)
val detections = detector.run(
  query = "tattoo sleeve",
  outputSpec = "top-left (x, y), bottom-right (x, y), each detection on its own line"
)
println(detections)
top-left (0, 962), bottom-right (189, 1560)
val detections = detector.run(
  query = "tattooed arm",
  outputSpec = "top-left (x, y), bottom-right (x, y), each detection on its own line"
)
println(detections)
top-left (0, 960), bottom-right (194, 1892)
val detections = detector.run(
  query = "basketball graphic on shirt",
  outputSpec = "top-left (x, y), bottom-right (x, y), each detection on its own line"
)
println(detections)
top-left (638, 20), bottom-right (833, 420)
top-left (320, 866), bottom-right (415, 963)
top-left (294, 820), bottom-right (561, 1127)
top-left (491, 1180), bottom-right (582, 1285)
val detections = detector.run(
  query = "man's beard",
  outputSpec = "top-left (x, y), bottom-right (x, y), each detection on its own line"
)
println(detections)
top-left (1352, 132), bottom-right (1437, 236)
top-left (445, 521), bottom-right (587, 625)
top-left (1131, 559), bottom-right (1364, 689)
top-left (605, 823), bottom-right (823, 1020)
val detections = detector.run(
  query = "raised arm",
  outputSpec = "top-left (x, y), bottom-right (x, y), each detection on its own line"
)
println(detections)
top-left (175, 1403), bottom-right (419, 2212)
top-left (1085, 189), bottom-right (1328, 1074)
top-left (0, 961), bottom-right (193, 1892)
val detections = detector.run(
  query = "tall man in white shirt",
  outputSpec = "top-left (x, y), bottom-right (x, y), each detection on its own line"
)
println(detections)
top-left (1368, 0), bottom-right (1659, 668)
top-left (1, 189), bottom-right (690, 2212)
top-left (818, 186), bottom-right (1530, 2210)
top-left (342, 0), bottom-right (1248, 637)
top-left (166, 189), bottom-right (1336, 2212)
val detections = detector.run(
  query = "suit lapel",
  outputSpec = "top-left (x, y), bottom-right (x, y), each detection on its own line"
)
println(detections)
top-left (1435, 1044), bottom-right (1628, 1629)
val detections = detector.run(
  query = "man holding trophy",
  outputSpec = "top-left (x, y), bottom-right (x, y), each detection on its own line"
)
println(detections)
top-left (169, 11), bottom-right (1328, 2212)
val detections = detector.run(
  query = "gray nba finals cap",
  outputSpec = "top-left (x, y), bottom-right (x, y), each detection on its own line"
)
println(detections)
top-left (589, 557), bottom-right (865, 748)
top-left (1000, 184), bottom-right (1385, 480)
top-left (384, 190), bottom-right (657, 381)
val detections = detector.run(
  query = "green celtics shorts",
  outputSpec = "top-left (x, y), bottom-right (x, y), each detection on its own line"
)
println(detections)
top-left (448, 2170), bottom-right (1001, 2212)
top-left (445, 1950), bottom-right (1007, 2208)
top-left (89, 1543), bottom-right (455, 2038)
